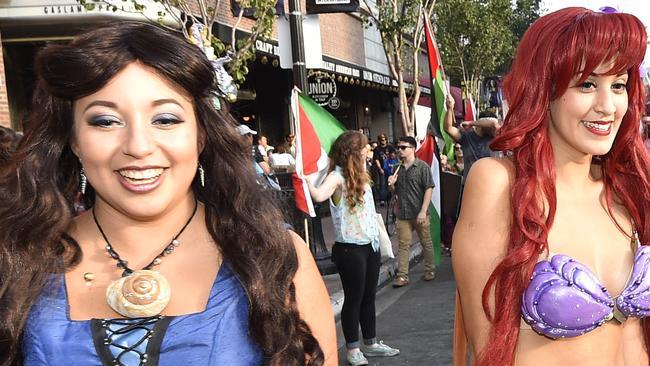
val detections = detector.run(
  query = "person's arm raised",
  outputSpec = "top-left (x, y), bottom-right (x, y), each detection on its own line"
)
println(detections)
top-left (444, 94), bottom-right (462, 142)
top-left (290, 231), bottom-right (338, 365)
top-left (452, 157), bottom-right (513, 362)
top-left (472, 117), bottom-right (499, 130)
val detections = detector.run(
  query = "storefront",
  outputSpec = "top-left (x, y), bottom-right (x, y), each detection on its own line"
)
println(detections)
top-left (238, 37), bottom-right (399, 147)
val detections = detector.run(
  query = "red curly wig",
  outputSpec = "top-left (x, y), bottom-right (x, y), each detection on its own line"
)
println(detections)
top-left (481, 7), bottom-right (650, 365)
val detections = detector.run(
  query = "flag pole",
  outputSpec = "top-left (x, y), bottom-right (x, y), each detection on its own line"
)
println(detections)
top-left (304, 218), bottom-right (310, 246)
top-left (424, 13), bottom-right (445, 265)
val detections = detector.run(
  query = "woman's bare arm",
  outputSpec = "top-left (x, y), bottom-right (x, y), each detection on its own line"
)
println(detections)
top-left (291, 232), bottom-right (338, 365)
top-left (452, 157), bottom-right (513, 360)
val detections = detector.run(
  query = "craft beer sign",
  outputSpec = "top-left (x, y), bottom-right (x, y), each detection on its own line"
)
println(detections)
top-left (306, 0), bottom-right (358, 14)
top-left (307, 73), bottom-right (337, 106)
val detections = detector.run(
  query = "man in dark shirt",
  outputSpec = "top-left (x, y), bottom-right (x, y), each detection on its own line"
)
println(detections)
top-left (372, 133), bottom-right (391, 205)
top-left (387, 136), bottom-right (436, 287)
top-left (443, 94), bottom-right (500, 181)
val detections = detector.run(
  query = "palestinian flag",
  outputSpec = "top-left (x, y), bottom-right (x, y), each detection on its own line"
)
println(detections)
top-left (291, 88), bottom-right (346, 217)
top-left (424, 15), bottom-right (454, 162)
top-left (415, 134), bottom-right (442, 266)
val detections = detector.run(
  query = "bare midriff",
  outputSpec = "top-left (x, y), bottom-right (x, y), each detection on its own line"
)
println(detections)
top-left (515, 319), bottom-right (648, 366)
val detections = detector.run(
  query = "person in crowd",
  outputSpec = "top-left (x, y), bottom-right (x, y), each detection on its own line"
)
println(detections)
top-left (364, 143), bottom-right (374, 175)
top-left (387, 136), bottom-right (436, 287)
top-left (453, 8), bottom-right (650, 365)
top-left (443, 96), bottom-right (500, 182)
top-left (380, 147), bottom-right (398, 204)
top-left (453, 143), bottom-right (465, 175)
top-left (382, 146), bottom-right (398, 177)
top-left (440, 154), bottom-right (458, 174)
top-left (285, 133), bottom-right (296, 157)
top-left (304, 131), bottom-right (399, 366)
top-left (0, 21), bottom-right (336, 365)
top-left (257, 134), bottom-right (273, 161)
top-left (237, 124), bottom-right (272, 175)
top-left (371, 133), bottom-right (391, 206)
top-left (269, 143), bottom-right (296, 173)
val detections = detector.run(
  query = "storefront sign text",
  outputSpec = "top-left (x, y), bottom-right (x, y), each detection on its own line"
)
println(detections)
top-left (307, 73), bottom-right (337, 106)
top-left (255, 40), bottom-right (281, 56)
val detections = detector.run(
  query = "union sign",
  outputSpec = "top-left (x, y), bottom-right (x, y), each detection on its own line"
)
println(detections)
top-left (307, 73), bottom-right (337, 106)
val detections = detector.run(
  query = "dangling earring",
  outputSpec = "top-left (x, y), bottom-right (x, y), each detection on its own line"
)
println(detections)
top-left (80, 168), bottom-right (87, 194)
top-left (198, 164), bottom-right (205, 187)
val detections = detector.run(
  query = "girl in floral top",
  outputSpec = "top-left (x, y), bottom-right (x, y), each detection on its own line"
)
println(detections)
top-left (305, 131), bottom-right (400, 366)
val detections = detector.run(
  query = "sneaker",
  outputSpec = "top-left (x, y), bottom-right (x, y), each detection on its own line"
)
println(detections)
top-left (346, 349), bottom-right (368, 366)
top-left (422, 271), bottom-right (436, 281)
top-left (392, 276), bottom-right (409, 287)
top-left (361, 340), bottom-right (400, 357)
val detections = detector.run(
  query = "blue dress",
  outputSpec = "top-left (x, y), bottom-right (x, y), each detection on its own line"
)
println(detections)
top-left (22, 263), bottom-right (262, 365)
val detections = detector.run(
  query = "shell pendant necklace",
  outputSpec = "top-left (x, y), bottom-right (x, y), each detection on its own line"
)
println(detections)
top-left (92, 201), bottom-right (198, 318)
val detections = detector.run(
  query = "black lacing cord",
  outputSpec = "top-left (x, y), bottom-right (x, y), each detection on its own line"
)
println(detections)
top-left (108, 317), bottom-right (158, 364)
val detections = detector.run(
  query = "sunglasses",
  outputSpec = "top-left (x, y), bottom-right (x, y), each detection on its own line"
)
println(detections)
top-left (397, 145), bottom-right (412, 150)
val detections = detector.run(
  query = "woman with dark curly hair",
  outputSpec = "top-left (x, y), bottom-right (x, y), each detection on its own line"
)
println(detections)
top-left (305, 131), bottom-right (399, 366)
top-left (453, 7), bottom-right (650, 366)
top-left (0, 21), bottom-right (336, 366)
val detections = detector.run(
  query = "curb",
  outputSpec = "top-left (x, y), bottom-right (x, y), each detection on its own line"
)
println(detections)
top-left (330, 243), bottom-right (424, 321)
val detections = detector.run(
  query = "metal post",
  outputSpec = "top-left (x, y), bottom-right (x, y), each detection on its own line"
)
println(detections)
top-left (288, 0), bottom-right (308, 91)
top-left (288, 2), bottom-right (336, 274)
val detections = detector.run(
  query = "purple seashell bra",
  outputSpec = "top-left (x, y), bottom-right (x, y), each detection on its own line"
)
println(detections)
top-left (521, 232), bottom-right (650, 339)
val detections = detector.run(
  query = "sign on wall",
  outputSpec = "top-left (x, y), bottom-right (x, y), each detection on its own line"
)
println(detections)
top-left (307, 72), bottom-right (337, 106)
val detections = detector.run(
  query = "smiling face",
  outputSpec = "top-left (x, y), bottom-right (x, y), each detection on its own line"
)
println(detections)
top-left (548, 63), bottom-right (629, 159)
top-left (71, 62), bottom-right (200, 220)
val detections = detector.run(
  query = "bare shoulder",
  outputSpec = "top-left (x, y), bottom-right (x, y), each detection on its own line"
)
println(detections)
top-left (465, 157), bottom-right (514, 194)
top-left (289, 231), bottom-right (315, 265)
top-left (454, 157), bottom-right (513, 258)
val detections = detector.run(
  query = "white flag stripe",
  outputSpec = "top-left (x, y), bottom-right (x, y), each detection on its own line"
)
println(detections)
top-left (430, 152), bottom-right (441, 215)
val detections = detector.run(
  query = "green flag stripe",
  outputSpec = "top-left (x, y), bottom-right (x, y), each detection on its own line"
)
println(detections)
top-left (434, 69), bottom-right (455, 164)
top-left (298, 93), bottom-right (346, 154)
top-left (429, 202), bottom-right (441, 266)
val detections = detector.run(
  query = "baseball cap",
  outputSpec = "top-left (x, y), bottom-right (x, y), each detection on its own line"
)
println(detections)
top-left (235, 125), bottom-right (257, 135)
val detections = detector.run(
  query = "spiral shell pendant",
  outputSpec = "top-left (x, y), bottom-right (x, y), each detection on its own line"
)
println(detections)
top-left (106, 270), bottom-right (171, 318)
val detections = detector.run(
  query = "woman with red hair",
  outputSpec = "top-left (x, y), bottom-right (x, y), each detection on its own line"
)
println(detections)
top-left (453, 7), bottom-right (650, 365)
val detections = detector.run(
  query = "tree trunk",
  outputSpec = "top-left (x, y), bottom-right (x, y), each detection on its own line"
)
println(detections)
top-left (398, 73), bottom-right (411, 136)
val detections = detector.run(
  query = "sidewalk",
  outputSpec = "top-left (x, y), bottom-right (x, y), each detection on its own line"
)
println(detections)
top-left (319, 211), bottom-right (426, 320)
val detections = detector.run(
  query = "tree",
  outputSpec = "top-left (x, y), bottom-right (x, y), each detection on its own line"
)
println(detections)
top-left (362, 0), bottom-right (437, 136)
top-left (511, 0), bottom-right (542, 40)
top-left (494, 0), bottom-right (542, 75)
top-left (433, 0), bottom-right (510, 102)
top-left (79, 0), bottom-right (277, 92)
top-left (433, 0), bottom-right (515, 107)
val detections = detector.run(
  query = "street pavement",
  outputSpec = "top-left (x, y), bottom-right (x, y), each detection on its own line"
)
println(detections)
top-left (335, 257), bottom-right (456, 366)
